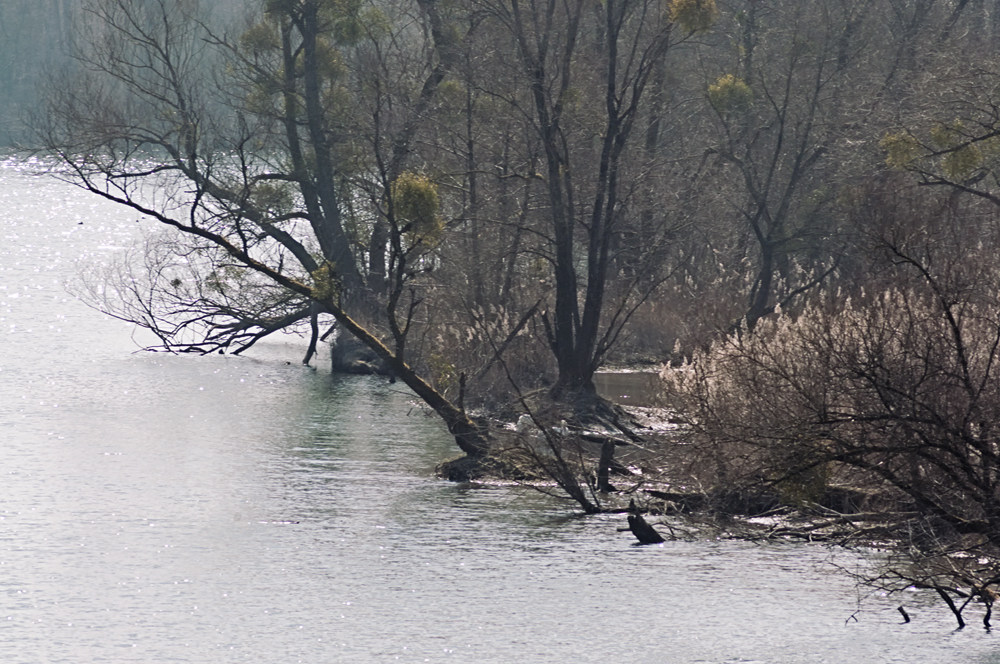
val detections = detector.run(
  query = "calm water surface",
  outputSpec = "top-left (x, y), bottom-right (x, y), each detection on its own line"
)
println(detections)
top-left (2, 158), bottom-right (999, 662)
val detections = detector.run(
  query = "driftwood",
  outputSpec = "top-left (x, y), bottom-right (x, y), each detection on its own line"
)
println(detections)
top-left (644, 489), bottom-right (708, 513)
top-left (643, 486), bottom-right (878, 517)
top-left (628, 513), bottom-right (665, 544)
top-left (579, 431), bottom-right (632, 446)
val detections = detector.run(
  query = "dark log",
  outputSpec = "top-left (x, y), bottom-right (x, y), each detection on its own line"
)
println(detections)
top-left (579, 431), bottom-right (631, 446)
top-left (628, 513), bottom-right (665, 544)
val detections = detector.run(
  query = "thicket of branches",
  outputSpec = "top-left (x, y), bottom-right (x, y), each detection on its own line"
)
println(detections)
top-left (662, 179), bottom-right (1000, 627)
top-left (647, 6), bottom-right (1000, 623)
top-left (32, 0), bottom-right (1000, 404)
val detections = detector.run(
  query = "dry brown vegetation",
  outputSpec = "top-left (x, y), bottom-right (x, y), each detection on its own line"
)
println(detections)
top-left (658, 181), bottom-right (1000, 628)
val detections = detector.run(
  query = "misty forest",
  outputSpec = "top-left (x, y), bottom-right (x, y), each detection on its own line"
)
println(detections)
top-left (9, 0), bottom-right (1000, 628)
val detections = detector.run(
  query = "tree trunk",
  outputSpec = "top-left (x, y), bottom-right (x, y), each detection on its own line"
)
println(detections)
top-left (597, 438), bottom-right (617, 492)
top-left (326, 302), bottom-right (489, 458)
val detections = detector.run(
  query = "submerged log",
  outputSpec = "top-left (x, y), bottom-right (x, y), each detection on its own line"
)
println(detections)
top-left (628, 513), bottom-right (665, 544)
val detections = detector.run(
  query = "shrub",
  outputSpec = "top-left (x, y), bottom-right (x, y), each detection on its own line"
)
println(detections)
top-left (391, 171), bottom-right (444, 250)
top-left (707, 74), bottom-right (753, 114)
top-left (669, 0), bottom-right (718, 34)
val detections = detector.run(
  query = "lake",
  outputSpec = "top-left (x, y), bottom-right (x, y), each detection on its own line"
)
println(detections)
top-left (2, 156), bottom-right (998, 662)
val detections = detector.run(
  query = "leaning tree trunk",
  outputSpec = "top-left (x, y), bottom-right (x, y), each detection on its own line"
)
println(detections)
top-left (324, 301), bottom-right (489, 458)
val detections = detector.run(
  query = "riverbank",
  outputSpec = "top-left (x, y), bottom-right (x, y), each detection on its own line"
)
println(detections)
top-left (444, 386), bottom-right (1000, 630)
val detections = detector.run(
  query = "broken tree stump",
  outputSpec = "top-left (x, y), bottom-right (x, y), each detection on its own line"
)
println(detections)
top-left (628, 513), bottom-right (665, 545)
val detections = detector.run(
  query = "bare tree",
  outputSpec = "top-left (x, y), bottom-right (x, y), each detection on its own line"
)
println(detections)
top-left (688, 0), bottom-right (882, 330)
top-left (34, 0), bottom-right (490, 458)
top-left (468, 0), bottom-right (710, 409)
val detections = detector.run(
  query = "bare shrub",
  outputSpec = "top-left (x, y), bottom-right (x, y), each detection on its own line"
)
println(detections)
top-left (662, 182), bottom-right (1000, 625)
